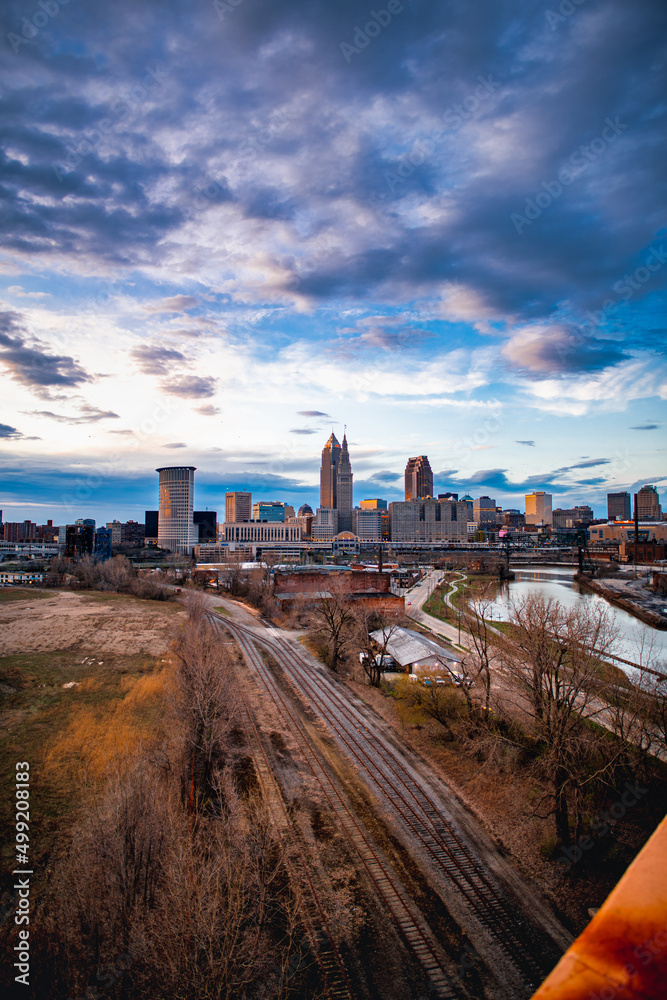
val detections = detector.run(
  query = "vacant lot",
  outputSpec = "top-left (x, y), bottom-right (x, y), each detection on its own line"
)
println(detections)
top-left (0, 591), bottom-right (185, 895)
top-left (0, 588), bottom-right (183, 657)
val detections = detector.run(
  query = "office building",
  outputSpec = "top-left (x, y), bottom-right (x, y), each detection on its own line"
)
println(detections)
top-left (252, 501), bottom-right (287, 523)
top-left (473, 496), bottom-right (497, 526)
top-left (404, 456), bottom-right (433, 501)
top-left (502, 510), bottom-right (526, 530)
top-left (106, 520), bottom-right (122, 544)
top-left (635, 485), bottom-right (662, 521)
top-left (313, 507), bottom-right (339, 541)
top-left (298, 503), bottom-right (314, 516)
top-left (194, 510), bottom-right (217, 542)
top-left (319, 431), bottom-right (354, 532)
top-left (360, 498), bottom-right (387, 510)
top-left (525, 491), bottom-right (553, 526)
top-left (389, 499), bottom-right (468, 543)
top-left (225, 491), bottom-right (252, 523)
top-left (223, 521), bottom-right (302, 544)
top-left (438, 492), bottom-right (458, 501)
top-left (607, 492), bottom-right (631, 521)
top-left (65, 523), bottom-right (94, 559)
top-left (2, 520), bottom-right (37, 542)
top-left (94, 527), bottom-right (113, 562)
top-left (287, 514), bottom-right (313, 538)
top-left (156, 466), bottom-right (197, 555)
top-left (353, 507), bottom-right (382, 541)
top-left (145, 510), bottom-right (159, 544)
top-left (552, 506), bottom-right (594, 530)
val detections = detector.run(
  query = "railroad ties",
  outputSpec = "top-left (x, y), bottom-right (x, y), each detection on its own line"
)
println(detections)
top-left (218, 613), bottom-right (565, 995)
top-left (209, 612), bottom-right (458, 1000)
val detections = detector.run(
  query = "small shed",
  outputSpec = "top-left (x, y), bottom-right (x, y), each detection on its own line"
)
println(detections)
top-left (369, 626), bottom-right (462, 675)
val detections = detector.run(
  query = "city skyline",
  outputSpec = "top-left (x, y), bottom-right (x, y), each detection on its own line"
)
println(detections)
top-left (0, 1), bottom-right (665, 524)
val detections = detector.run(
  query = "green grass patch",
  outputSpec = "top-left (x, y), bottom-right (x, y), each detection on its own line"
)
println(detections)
top-left (0, 588), bottom-right (54, 604)
top-left (213, 605), bottom-right (232, 616)
top-left (0, 647), bottom-right (167, 892)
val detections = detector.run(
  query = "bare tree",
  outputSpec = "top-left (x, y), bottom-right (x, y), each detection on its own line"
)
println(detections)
top-left (173, 595), bottom-right (236, 810)
top-left (465, 595), bottom-right (498, 715)
top-left (507, 594), bottom-right (621, 846)
top-left (353, 606), bottom-right (405, 687)
top-left (309, 577), bottom-right (356, 673)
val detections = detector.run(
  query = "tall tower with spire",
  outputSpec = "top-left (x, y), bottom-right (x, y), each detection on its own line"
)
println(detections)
top-left (337, 431), bottom-right (353, 532)
top-left (319, 430), bottom-right (353, 532)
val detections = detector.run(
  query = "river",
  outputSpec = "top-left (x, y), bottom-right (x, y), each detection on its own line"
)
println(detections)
top-left (485, 565), bottom-right (667, 673)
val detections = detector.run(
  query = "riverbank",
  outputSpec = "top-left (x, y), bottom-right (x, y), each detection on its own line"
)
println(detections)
top-left (576, 573), bottom-right (667, 631)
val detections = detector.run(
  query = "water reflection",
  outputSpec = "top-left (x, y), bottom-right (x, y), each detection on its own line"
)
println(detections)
top-left (484, 565), bottom-right (666, 671)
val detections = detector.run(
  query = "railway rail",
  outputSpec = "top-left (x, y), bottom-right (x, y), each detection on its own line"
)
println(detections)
top-left (214, 612), bottom-right (566, 995)
top-left (209, 612), bottom-right (460, 999)
top-left (220, 625), bottom-right (354, 1000)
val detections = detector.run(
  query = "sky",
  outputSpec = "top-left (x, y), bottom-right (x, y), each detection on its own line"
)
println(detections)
top-left (0, 0), bottom-right (666, 525)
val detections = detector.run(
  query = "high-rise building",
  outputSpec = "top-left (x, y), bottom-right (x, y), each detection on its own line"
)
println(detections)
top-left (225, 491), bottom-right (252, 523)
top-left (337, 433), bottom-right (353, 532)
top-left (156, 466), bottom-right (197, 555)
top-left (298, 503), bottom-right (313, 516)
top-left (635, 485), bottom-right (662, 521)
top-left (404, 456), bottom-right (433, 501)
top-left (360, 498), bottom-right (388, 510)
top-left (252, 501), bottom-right (287, 522)
top-left (389, 499), bottom-right (468, 543)
top-left (65, 523), bottom-right (94, 559)
top-left (194, 510), bottom-right (217, 542)
top-left (313, 507), bottom-right (339, 541)
top-left (319, 431), bottom-right (354, 532)
top-left (552, 506), bottom-right (594, 530)
top-left (145, 510), bottom-right (159, 543)
top-left (353, 507), bottom-right (382, 540)
top-left (607, 492), bottom-right (631, 521)
top-left (472, 496), bottom-right (497, 526)
top-left (94, 527), bottom-right (113, 562)
top-left (525, 491), bottom-right (553, 526)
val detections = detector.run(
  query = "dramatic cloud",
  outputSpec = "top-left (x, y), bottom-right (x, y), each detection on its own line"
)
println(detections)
top-left (159, 376), bottom-right (218, 398)
top-left (130, 344), bottom-right (187, 376)
top-left (0, 422), bottom-right (23, 439)
top-left (0, 309), bottom-right (93, 395)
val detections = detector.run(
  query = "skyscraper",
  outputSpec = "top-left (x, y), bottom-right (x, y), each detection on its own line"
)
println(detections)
top-left (156, 466), bottom-right (197, 554)
top-left (607, 492), bottom-right (631, 521)
top-left (404, 456), bottom-right (433, 501)
top-left (525, 490), bottom-right (553, 526)
top-left (635, 485), bottom-right (661, 521)
top-left (337, 433), bottom-right (353, 532)
top-left (225, 491), bottom-right (251, 523)
top-left (319, 431), bottom-right (354, 532)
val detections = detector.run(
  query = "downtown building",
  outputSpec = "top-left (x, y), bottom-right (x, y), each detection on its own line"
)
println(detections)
top-left (388, 498), bottom-right (469, 544)
top-left (156, 466), bottom-right (198, 555)
top-left (225, 491), bottom-right (252, 523)
top-left (635, 485), bottom-right (662, 521)
top-left (404, 456), bottom-right (433, 500)
top-left (525, 490), bottom-right (553, 526)
top-left (319, 432), bottom-right (353, 532)
top-left (607, 491), bottom-right (631, 521)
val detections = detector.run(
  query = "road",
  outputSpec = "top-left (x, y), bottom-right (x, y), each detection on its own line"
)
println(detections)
top-left (405, 572), bottom-right (471, 650)
top-left (204, 593), bottom-right (571, 1000)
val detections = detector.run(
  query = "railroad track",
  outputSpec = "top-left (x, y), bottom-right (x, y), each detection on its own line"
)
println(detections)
top-left (209, 613), bottom-right (459, 999)
top-left (215, 613), bottom-right (565, 994)
top-left (218, 620), bottom-right (354, 1000)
